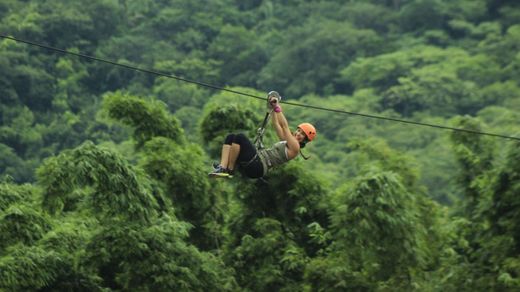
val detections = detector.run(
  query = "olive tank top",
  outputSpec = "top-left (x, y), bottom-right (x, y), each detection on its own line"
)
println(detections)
top-left (257, 141), bottom-right (289, 176)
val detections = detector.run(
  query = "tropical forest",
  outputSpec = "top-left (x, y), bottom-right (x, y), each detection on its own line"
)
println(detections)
top-left (1, 0), bottom-right (520, 290)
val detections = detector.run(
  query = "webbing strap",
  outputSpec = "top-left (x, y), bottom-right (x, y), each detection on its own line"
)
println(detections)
top-left (254, 110), bottom-right (273, 149)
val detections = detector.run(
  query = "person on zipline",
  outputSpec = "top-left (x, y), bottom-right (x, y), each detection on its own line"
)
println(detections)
top-left (209, 91), bottom-right (316, 179)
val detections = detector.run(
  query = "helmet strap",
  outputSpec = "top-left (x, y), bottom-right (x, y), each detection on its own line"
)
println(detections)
top-left (299, 140), bottom-right (310, 160)
top-left (299, 149), bottom-right (310, 160)
top-left (299, 137), bottom-right (309, 148)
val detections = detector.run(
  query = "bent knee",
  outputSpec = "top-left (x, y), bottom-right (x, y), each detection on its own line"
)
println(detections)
top-left (234, 133), bottom-right (248, 145)
top-left (225, 134), bottom-right (235, 145)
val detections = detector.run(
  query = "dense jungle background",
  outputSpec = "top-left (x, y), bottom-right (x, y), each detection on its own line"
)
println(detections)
top-left (1, 0), bottom-right (520, 290)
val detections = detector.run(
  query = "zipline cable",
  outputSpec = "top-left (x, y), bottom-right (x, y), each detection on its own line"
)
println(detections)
top-left (0, 35), bottom-right (265, 102)
top-left (1, 34), bottom-right (519, 142)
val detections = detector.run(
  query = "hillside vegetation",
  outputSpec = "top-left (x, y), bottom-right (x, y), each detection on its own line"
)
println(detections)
top-left (1, 0), bottom-right (520, 290)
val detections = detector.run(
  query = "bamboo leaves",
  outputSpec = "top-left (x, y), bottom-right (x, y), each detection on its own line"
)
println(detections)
top-left (38, 141), bottom-right (159, 222)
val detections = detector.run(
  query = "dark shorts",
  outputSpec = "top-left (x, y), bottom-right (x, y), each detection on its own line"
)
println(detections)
top-left (225, 133), bottom-right (264, 178)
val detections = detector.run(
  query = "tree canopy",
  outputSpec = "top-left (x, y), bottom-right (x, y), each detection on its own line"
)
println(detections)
top-left (1, 0), bottom-right (520, 290)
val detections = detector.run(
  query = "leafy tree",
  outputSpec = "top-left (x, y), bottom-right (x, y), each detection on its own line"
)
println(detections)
top-left (258, 20), bottom-right (383, 97)
top-left (199, 87), bottom-right (264, 157)
top-left (478, 24), bottom-right (520, 66)
top-left (2, 53), bottom-right (55, 112)
top-left (223, 164), bottom-right (328, 291)
top-left (477, 106), bottom-right (520, 139)
top-left (399, 0), bottom-right (450, 33)
top-left (32, 0), bottom-right (121, 48)
top-left (0, 182), bottom-right (34, 212)
top-left (306, 171), bottom-right (428, 290)
top-left (441, 116), bottom-right (497, 290)
top-left (231, 218), bottom-right (308, 291)
top-left (0, 144), bottom-right (37, 183)
top-left (83, 216), bottom-right (236, 291)
top-left (53, 55), bottom-right (91, 113)
top-left (35, 217), bottom-right (104, 291)
top-left (0, 181), bottom-right (101, 291)
top-left (174, 106), bottom-right (204, 141)
top-left (229, 163), bottom-right (329, 251)
top-left (483, 142), bottom-right (520, 289)
top-left (338, 46), bottom-right (456, 93)
top-left (0, 106), bottom-right (42, 157)
top-left (449, 116), bottom-right (494, 215)
top-left (139, 137), bottom-right (225, 249)
top-left (0, 205), bottom-right (51, 250)
top-left (1, 0), bottom-right (520, 290)
top-left (152, 78), bottom-right (209, 112)
top-left (340, 2), bottom-right (399, 33)
top-left (102, 91), bottom-right (185, 148)
top-left (383, 62), bottom-right (482, 117)
top-left (153, 58), bottom-right (221, 92)
top-left (0, 246), bottom-right (69, 291)
top-left (492, 1), bottom-right (520, 28)
top-left (208, 25), bottom-right (268, 86)
top-left (37, 141), bottom-right (160, 222)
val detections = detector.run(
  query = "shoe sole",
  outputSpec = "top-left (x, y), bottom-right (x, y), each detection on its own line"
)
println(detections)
top-left (208, 172), bottom-right (232, 178)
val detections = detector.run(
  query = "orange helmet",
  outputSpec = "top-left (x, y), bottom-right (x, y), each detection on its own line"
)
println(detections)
top-left (298, 123), bottom-right (316, 142)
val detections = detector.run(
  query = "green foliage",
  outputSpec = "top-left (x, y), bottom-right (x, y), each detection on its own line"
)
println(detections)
top-left (37, 141), bottom-right (159, 221)
top-left (199, 87), bottom-right (263, 156)
top-left (224, 163), bottom-right (329, 291)
top-left (346, 137), bottom-right (421, 190)
top-left (330, 171), bottom-right (425, 283)
top-left (340, 2), bottom-right (399, 33)
top-left (399, 0), bottom-right (450, 32)
top-left (0, 246), bottom-right (65, 291)
top-left (54, 56), bottom-right (91, 113)
top-left (340, 46), bottom-right (448, 92)
top-left (139, 137), bottom-right (224, 249)
top-left (484, 143), bottom-right (520, 289)
top-left (0, 41), bottom-right (55, 111)
top-left (0, 204), bottom-right (52, 250)
top-left (208, 24), bottom-right (268, 86)
top-left (84, 215), bottom-right (236, 291)
top-left (258, 20), bottom-right (384, 97)
top-left (102, 91), bottom-right (185, 147)
top-left (174, 106), bottom-right (203, 141)
top-left (479, 24), bottom-right (520, 66)
top-left (304, 169), bottom-right (439, 291)
top-left (232, 218), bottom-right (307, 291)
top-left (379, 50), bottom-right (502, 117)
top-left (230, 163), bottom-right (328, 251)
top-left (0, 220), bottom-right (103, 291)
top-left (152, 77), bottom-right (209, 112)
top-left (450, 116), bottom-right (495, 212)
top-left (1, 0), bottom-right (520, 290)
top-left (3, 0), bottom-right (122, 48)
top-left (0, 182), bottom-right (34, 212)
top-left (0, 106), bottom-right (42, 157)
top-left (305, 254), bottom-right (373, 291)
top-left (0, 143), bottom-right (36, 183)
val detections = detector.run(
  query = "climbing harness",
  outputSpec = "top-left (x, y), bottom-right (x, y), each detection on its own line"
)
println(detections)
top-left (253, 91), bottom-right (282, 150)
